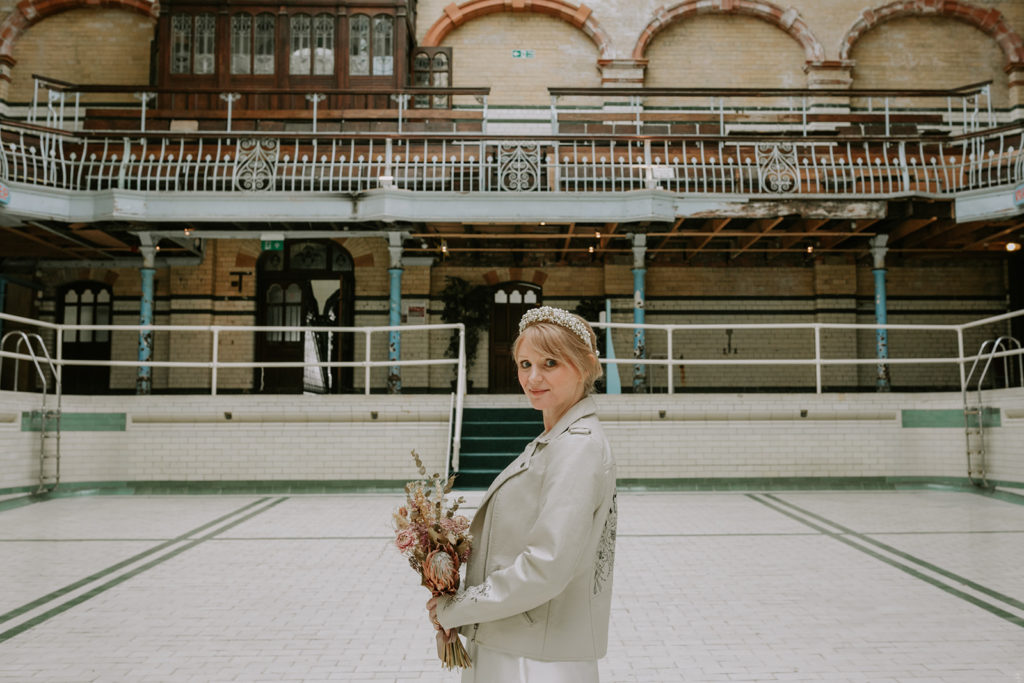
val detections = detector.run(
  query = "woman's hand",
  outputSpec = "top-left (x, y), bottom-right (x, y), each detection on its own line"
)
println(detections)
top-left (426, 596), bottom-right (451, 637)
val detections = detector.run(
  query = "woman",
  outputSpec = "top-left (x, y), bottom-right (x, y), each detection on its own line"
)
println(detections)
top-left (427, 306), bottom-right (617, 682)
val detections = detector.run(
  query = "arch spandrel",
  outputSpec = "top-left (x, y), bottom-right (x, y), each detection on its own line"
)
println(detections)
top-left (0, 0), bottom-right (157, 58)
top-left (421, 0), bottom-right (613, 60)
top-left (839, 0), bottom-right (1024, 67)
top-left (632, 0), bottom-right (825, 63)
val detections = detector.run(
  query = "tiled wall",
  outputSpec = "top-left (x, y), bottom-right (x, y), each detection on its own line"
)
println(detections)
top-left (2, 389), bottom-right (1021, 491)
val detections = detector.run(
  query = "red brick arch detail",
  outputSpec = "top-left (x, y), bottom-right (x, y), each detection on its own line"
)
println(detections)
top-left (839, 0), bottom-right (1024, 65)
top-left (421, 0), bottom-right (612, 59)
top-left (632, 0), bottom-right (825, 62)
top-left (0, 0), bottom-right (159, 59)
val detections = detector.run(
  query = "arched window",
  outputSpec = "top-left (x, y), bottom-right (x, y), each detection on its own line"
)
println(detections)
top-left (256, 242), bottom-right (356, 393)
top-left (290, 14), bottom-right (335, 75)
top-left (231, 13), bottom-right (275, 75)
top-left (349, 13), bottom-right (393, 76)
top-left (372, 15), bottom-right (394, 76)
top-left (412, 48), bottom-right (452, 108)
top-left (171, 13), bottom-right (216, 75)
top-left (58, 281), bottom-right (113, 394)
top-left (349, 14), bottom-right (370, 75)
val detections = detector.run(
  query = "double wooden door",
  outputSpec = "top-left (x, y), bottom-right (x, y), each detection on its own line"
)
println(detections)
top-left (488, 282), bottom-right (541, 393)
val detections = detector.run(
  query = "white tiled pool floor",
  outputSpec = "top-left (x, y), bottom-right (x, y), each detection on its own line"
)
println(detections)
top-left (0, 489), bottom-right (1022, 682)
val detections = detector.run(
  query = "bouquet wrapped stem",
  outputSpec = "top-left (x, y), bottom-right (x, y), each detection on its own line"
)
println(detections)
top-left (393, 450), bottom-right (473, 670)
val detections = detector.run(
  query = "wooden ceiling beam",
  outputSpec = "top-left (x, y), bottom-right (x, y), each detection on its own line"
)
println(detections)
top-left (777, 218), bottom-right (829, 250)
top-left (956, 221), bottom-right (1024, 250)
top-left (818, 218), bottom-right (880, 250)
top-left (886, 217), bottom-right (937, 244)
top-left (730, 216), bottom-right (784, 260)
top-left (685, 218), bottom-right (731, 263)
top-left (650, 217), bottom-right (686, 255)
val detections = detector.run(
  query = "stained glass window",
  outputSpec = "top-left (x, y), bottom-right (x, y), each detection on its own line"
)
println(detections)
top-left (349, 15), bottom-right (369, 76)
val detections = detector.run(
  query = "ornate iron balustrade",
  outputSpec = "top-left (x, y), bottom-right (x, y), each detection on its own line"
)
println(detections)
top-left (3, 121), bottom-right (1023, 197)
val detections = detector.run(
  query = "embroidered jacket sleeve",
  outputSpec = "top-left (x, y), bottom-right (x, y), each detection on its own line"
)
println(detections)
top-left (436, 433), bottom-right (609, 629)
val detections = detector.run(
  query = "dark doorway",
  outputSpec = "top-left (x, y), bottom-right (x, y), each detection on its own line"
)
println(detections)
top-left (57, 281), bottom-right (112, 394)
top-left (255, 240), bottom-right (355, 393)
top-left (488, 281), bottom-right (541, 393)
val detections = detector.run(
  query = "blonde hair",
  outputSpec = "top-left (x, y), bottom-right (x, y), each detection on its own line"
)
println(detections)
top-left (513, 315), bottom-right (602, 396)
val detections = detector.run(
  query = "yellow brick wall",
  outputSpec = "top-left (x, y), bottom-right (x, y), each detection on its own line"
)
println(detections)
top-left (443, 13), bottom-right (600, 106)
top-left (644, 14), bottom-right (807, 90)
top-left (849, 17), bottom-right (1010, 108)
top-left (7, 9), bottom-right (154, 104)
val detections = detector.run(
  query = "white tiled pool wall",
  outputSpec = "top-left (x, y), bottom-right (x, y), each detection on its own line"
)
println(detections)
top-left (1, 390), bottom-right (1022, 490)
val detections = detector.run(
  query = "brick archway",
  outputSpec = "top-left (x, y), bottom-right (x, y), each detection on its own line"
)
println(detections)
top-left (421, 0), bottom-right (612, 59)
top-left (839, 0), bottom-right (1024, 66)
top-left (632, 0), bottom-right (825, 62)
top-left (0, 0), bottom-right (158, 59)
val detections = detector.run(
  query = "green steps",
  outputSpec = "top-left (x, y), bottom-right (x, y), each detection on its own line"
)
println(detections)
top-left (456, 407), bottom-right (544, 489)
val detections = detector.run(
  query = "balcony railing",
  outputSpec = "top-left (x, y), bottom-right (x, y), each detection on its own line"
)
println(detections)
top-left (27, 76), bottom-right (996, 137)
top-left (2, 119), bottom-right (1022, 198)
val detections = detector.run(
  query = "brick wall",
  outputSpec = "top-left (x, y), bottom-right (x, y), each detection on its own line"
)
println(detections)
top-left (849, 16), bottom-right (1010, 108)
top-left (24, 252), bottom-right (1012, 394)
top-left (443, 12), bottom-right (601, 106)
top-left (7, 9), bottom-right (153, 104)
top-left (644, 14), bottom-right (807, 92)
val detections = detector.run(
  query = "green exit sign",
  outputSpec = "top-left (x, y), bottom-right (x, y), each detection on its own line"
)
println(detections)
top-left (261, 240), bottom-right (283, 251)
top-left (511, 49), bottom-right (535, 59)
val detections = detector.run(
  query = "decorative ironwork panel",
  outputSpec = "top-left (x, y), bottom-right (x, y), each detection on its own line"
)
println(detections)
top-left (497, 143), bottom-right (542, 192)
top-left (234, 138), bottom-right (279, 192)
top-left (756, 143), bottom-right (799, 194)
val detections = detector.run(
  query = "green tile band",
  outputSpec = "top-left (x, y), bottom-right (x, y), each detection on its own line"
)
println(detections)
top-left (901, 408), bottom-right (1001, 428)
top-left (20, 412), bottom-right (127, 431)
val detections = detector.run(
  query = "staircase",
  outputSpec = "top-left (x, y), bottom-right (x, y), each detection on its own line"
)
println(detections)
top-left (456, 407), bottom-right (544, 489)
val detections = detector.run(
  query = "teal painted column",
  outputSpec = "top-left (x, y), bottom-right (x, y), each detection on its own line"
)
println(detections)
top-left (137, 266), bottom-right (155, 395)
top-left (386, 232), bottom-right (404, 394)
top-left (631, 233), bottom-right (647, 393)
top-left (604, 298), bottom-right (621, 394)
top-left (870, 235), bottom-right (890, 392)
top-left (137, 239), bottom-right (156, 395)
top-left (387, 267), bottom-right (402, 394)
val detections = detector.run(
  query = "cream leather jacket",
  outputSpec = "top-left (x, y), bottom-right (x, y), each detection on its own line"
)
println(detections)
top-left (437, 397), bottom-right (617, 661)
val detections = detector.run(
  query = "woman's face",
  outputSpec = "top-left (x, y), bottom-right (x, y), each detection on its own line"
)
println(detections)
top-left (516, 332), bottom-right (584, 427)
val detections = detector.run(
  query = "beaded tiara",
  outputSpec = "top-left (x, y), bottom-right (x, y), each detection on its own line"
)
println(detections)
top-left (518, 306), bottom-right (597, 354)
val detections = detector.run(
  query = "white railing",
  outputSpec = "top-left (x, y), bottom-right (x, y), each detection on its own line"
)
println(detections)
top-left (4, 121), bottom-right (1023, 198)
top-left (0, 313), bottom-right (469, 467)
top-left (591, 309), bottom-right (1024, 396)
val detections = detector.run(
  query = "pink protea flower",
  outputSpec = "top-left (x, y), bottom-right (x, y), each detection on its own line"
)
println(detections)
top-left (422, 547), bottom-right (460, 593)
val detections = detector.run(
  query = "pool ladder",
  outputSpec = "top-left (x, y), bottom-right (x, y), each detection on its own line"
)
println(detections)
top-left (0, 331), bottom-right (62, 493)
top-left (963, 336), bottom-right (1022, 487)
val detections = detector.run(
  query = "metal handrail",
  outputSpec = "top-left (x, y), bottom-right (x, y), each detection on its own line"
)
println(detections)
top-left (0, 330), bottom-right (62, 492)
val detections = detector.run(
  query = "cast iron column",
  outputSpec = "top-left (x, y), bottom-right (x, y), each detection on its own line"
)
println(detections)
top-left (870, 235), bottom-right (890, 392)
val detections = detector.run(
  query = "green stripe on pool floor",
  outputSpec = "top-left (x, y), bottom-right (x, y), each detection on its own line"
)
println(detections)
top-left (748, 493), bottom-right (1024, 629)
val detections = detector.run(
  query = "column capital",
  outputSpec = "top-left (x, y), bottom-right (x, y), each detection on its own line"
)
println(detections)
top-left (868, 234), bottom-right (888, 269)
top-left (630, 232), bottom-right (647, 269)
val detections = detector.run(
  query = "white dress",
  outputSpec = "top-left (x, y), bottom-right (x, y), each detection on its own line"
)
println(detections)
top-left (461, 641), bottom-right (599, 683)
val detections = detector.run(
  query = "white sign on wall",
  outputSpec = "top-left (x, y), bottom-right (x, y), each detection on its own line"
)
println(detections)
top-left (402, 300), bottom-right (428, 324)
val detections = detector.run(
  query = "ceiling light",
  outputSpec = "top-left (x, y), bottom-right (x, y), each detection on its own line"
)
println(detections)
top-left (595, 231), bottom-right (602, 239)
top-left (1007, 242), bottom-right (1021, 252)
top-left (588, 246), bottom-right (595, 254)
top-left (806, 245), bottom-right (814, 254)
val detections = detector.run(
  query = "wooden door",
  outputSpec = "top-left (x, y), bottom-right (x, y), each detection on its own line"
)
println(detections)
top-left (488, 282), bottom-right (540, 393)
top-left (58, 282), bottom-right (112, 394)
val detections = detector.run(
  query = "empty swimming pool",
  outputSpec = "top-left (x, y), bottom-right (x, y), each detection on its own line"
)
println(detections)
top-left (0, 489), bottom-right (1022, 682)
